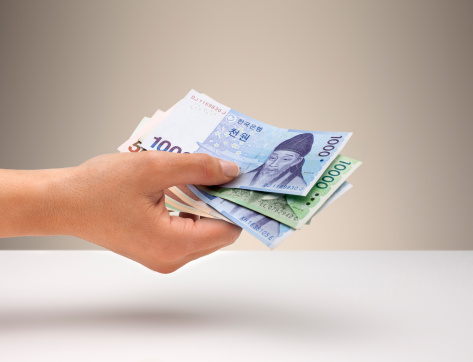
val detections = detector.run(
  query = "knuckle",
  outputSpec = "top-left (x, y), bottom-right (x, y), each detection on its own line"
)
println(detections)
top-left (136, 150), bottom-right (161, 172)
top-left (142, 150), bottom-right (172, 168)
top-left (194, 153), bottom-right (216, 180)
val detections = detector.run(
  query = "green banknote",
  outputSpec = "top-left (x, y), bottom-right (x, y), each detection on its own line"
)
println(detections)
top-left (198, 155), bottom-right (361, 229)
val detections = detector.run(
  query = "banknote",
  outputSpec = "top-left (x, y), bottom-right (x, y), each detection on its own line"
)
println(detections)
top-left (139, 90), bottom-right (352, 196)
top-left (197, 155), bottom-right (360, 229)
top-left (285, 156), bottom-right (360, 224)
top-left (170, 181), bottom-right (352, 226)
top-left (188, 181), bottom-right (354, 249)
top-left (130, 116), bottom-right (151, 139)
top-left (305, 181), bottom-right (352, 225)
top-left (168, 185), bottom-right (232, 222)
top-left (118, 114), bottom-right (159, 153)
top-left (118, 115), bottom-right (354, 227)
top-left (164, 190), bottom-right (216, 218)
top-left (164, 202), bottom-right (182, 214)
top-left (188, 185), bottom-right (293, 249)
top-left (118, 101), bottom-right (180, 153)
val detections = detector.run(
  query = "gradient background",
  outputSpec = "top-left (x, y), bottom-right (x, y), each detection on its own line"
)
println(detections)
top-left (0, 0), bottom-right (472, 250)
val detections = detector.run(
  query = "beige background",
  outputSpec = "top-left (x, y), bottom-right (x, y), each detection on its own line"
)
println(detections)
top-left (0, 0), bottom-right (472, 250)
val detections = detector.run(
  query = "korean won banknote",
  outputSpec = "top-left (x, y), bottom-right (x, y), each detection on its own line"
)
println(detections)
top-left (139, 90), bottom-right (352, 196)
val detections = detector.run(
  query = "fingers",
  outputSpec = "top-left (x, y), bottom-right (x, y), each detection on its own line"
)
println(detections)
top-left (145, 217), bottom-right (240, 274)
top-left (146, 152), bottom-right (240, 189)
top-left (165, 216), bottom-right (241, 255)
top-left (191, 217), bottom-right (241, 250)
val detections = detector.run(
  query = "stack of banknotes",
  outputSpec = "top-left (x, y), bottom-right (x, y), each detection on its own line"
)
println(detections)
top-left (118, 90), bottom-right (361, 249)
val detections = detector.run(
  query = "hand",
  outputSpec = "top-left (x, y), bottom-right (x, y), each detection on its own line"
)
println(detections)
top-left (0, 152), bottom-right (242, 273)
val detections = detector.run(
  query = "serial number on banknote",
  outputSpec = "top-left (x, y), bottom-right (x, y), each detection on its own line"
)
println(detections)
top-left (262, 184), bottom-right (305, 191)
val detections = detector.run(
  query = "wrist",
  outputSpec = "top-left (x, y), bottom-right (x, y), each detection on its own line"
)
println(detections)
top-left (0, 167), bottom-right (78, 238)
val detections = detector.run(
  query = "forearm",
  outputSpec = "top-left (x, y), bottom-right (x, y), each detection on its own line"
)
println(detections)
top-left (0, 168), bottom-right (74, 238)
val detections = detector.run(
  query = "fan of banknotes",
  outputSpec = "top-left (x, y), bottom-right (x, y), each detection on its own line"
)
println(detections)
top-left (118, 90), bottom-right (361, 249)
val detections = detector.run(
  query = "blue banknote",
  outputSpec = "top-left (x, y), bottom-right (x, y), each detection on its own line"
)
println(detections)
top-left (187, 185), bottom-right (294, 249)
top-left (139, 90), bottom-right (352, 196)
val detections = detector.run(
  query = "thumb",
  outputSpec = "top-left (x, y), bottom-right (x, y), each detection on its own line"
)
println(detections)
top-left (149, 151), bottom-right (240, 189)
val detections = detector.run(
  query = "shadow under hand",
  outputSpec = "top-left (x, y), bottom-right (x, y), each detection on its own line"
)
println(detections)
top-left (0, 298), bottom-right (400, 345)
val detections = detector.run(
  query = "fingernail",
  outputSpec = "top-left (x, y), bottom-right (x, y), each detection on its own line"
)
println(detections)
top-left (219, 160), bottom-right (240, 178)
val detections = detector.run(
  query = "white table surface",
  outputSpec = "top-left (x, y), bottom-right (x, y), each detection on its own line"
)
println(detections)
top-left (0, 251), bottom-right (472, 362)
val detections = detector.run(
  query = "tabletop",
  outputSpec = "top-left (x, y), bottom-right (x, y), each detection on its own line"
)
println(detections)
top-left (1, 250), bottom-right (472, 362)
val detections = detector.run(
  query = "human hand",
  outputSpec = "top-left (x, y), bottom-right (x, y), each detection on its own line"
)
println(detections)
top-left (0, 152), bottom-right (242, 273)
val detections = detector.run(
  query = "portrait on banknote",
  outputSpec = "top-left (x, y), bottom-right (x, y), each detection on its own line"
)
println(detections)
top-left (236, 133), bottom-right (314, 189)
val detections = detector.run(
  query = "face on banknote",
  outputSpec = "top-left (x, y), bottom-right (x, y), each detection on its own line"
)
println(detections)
top-left (139, 90), bottom-right (352, 196)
